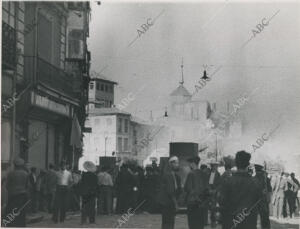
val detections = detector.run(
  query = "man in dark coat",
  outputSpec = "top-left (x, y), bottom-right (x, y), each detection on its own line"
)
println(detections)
top-left (219, 151), bottom-right (261, 229)
top-left (80, 161), bottom-right (98, 224)
top-left (5, 158), bottom-right (30, 227)
top-left (157, 156), bottom-right (182, 229)
top-left (115, 164), bottom-right (135, 214)
top-left (254, 164), bottom-right (271, 229)
top-left (184, 156), bottom-right (209, 229)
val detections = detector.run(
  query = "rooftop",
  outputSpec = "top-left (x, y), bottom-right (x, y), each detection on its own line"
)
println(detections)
top-left (170, 84), bottom-right (192, 97)
top-left (90, 70), bottom-right (118, 85)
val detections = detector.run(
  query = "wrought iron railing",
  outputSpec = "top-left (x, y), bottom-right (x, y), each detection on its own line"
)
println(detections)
top-left (24, 56), bottom-right (77, 98)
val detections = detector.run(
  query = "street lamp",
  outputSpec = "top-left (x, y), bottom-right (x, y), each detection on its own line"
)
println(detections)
top-left (104, 136), bottom-right (108, 157)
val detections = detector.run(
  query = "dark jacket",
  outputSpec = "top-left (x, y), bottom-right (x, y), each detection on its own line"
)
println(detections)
top-left (184, 169), bottom-right (209, 206)
top-left (6, 169), bottom-right (29, 197)
top-left (80, 172), bottom-right (98, 198)
top-left (157, 170), bottom-right (182, 208)
top-left (219, 170), bottom-right (261, 229)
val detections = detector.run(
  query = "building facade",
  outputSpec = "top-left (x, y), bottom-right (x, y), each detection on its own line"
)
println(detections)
top-left (82, 108), bottom-right (132, 165)
top-left (88, 71), bottom-right (117, 110)
top-left (1, 2), bottom-right (91, 171)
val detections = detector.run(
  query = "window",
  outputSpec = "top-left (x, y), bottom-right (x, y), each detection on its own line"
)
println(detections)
top-left (101, 84), bottom-right (104, 91)
top-left (124, 119), bottom-right (129, 133)
top-left (124, 138), bottom-right (129, 151)
top-left (89, 82), bottom-right (94, 90)
top-left (118, 137), bottom-right (122, 152)
top-left (105, 85), bottom-right (108, 92)
top-left (110, 85), bottom-right (113, 93)
top-left (118, 118), bottom-right (122, 133)
top-left (96, 82), bottom-right (100, 90)
top-left (3, 2), bottom-right (16, 28)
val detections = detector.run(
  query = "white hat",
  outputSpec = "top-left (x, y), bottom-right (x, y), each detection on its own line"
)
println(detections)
top-left (169, 156), bottom-right (179, 163)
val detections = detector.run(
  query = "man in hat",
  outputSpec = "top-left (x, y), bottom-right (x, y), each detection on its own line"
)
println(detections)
top-left (80, 161), bottom-right (98, 224)
top-left (53, 161), bottom-right (73, 223)
top-left (97, 166), bottom-right (113, 215)
top-left (184, 156), bottom-right (209, 229)
top-left (254, 164), bottom-right (271, 229)
top-left (157, 156), bottom-right (182, 229)
top-left (219, 151), bottom-right (261, 229)
top-left (5, 157), bottom-right (29, 227)
top-left (208, 162), bottom-right (221, 228)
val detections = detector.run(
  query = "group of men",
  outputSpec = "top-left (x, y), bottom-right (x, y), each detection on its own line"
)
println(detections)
top-left (2, 151), bottom-right (299, 228)
top-left (271, 171), bottom-right (299, 219)
top-left (156, 150), bottom-right (295, 229)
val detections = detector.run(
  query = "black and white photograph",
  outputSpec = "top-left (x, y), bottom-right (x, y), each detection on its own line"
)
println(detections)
top-left (1, 0), bottom-right (300, 228)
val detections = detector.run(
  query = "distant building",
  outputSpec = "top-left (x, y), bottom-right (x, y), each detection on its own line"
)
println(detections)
top-left (141, 63), bottom-right (243, 163)
top-left (88, 71), bottom-right (117, 110)
top-left (82, 107), bottom-right (132, 165)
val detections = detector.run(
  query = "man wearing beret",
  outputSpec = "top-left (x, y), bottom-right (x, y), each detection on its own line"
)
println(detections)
top-left (184, 156), bottom-right (209, 229)
top-left (218, 151), bottom-right (261, 229)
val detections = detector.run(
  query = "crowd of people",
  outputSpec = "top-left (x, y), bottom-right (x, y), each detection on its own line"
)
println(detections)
top-left (1, 151), bottom-right (299, 228)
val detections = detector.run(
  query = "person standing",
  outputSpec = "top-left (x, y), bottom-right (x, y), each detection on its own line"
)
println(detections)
top-left (283, 172), bottom-right (296, 218)
top-left (184, 156), bottom-right (209, 229)
top-left (80, 161), bottom-right (98, 224)
top-left (272, 172), bottom-right (286, 219)
top-left (52, 161), bottom-right (73, 223)
top-left (200, 164), bottom-right (210, 225)
top-left (5, 158), bottom-right (30, 227)
top-left (29, 167), bottom-right (37, 213)
top-left (157, 156), bottom-right (182, 229)
top-left (290, 173), bottom-right (300, 217)
top-left (97, 166), bottom-right (113, 215)
top-left (254, 164), bottom-right (271, 229)
top-left (115, 164), bottom-right (135, 214)
top-left (36, 170), bottom-right (47, 211)
top-left (208, 162), bottom-right (221, 228)
top-left (219, 151), bottom-right (261, 229)
top-left (45, 164), bottom-right (57, 213)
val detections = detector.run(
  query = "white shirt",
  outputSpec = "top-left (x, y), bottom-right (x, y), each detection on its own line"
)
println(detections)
top-left (209, 172), bottom-right (215, 185)
top-left (57, 169), bottom-right (72, 186)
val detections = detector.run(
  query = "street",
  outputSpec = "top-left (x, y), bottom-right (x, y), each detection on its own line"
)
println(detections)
top-left (29, 212), bottom-right (300, 229)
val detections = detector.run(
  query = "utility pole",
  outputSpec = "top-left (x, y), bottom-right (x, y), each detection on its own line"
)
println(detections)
top-left (215, 133), bottom-right (218, 162)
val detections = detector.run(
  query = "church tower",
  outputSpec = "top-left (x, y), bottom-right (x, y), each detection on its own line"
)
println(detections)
top-left (169, 59), bottom-right (192, 116)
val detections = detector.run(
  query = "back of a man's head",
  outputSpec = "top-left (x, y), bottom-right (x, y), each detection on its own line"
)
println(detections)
top-left (235, 151), bottom-right (251, 170)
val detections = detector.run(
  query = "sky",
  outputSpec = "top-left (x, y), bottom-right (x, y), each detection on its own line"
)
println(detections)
top-left (88, 0), bottom-right (300, 171)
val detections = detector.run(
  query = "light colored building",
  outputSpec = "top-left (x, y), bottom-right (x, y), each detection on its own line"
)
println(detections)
top-left (88, 72), bottom-right (117, 110)
top-left (82, 108), bottom-right (132, 165)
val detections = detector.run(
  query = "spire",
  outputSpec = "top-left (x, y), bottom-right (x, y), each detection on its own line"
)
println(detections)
top-left (180, 58), bottom-right (184, 85)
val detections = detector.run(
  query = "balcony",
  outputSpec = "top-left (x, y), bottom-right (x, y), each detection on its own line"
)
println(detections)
top-left (2, 22), bottom-right (17, 70)
top-left (24, 56), bottom-right (78, 99)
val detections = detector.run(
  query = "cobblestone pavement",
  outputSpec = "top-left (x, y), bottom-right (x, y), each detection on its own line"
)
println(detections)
top-left (29, 212), bottom-right (299, 229)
